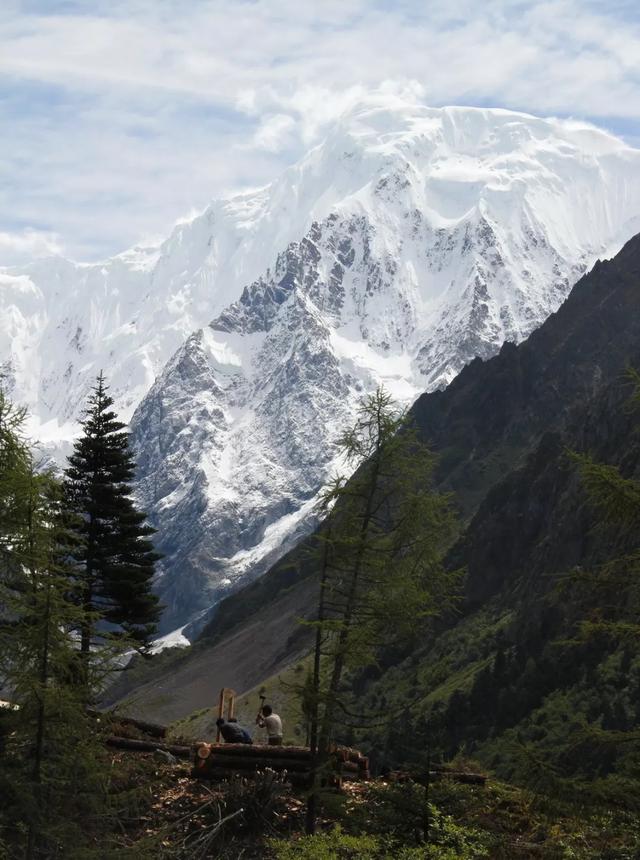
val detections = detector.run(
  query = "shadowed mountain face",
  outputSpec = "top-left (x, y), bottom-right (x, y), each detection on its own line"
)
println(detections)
top-left (109, 234), bottom-right (640, 727)
top-left (412, 235), bottom-right (640, 518)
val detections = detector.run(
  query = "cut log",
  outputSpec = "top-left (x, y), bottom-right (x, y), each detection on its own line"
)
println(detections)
top-left (207, 743), bottom-right (312, 759)
top-left (112, 716), bottom-right (167, 739)
top-left (106, 736), bottom-right (192, 758)
top-left (89, 710), bottom-right (167, 738)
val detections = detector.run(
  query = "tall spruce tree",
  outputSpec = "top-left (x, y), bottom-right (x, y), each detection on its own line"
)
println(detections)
top-left (64, 373), bottom-right (161, 655)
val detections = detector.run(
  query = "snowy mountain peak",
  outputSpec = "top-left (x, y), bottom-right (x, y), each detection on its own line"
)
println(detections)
top-left (3, 101), bottom-right (640, 629)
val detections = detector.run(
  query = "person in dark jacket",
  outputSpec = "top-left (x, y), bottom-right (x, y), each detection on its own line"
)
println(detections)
top-left (216, 717), bottom-right (252, 744)
top-left (228, 716), bottom-right (252, 744)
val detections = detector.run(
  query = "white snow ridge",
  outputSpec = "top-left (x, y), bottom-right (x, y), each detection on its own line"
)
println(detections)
top-left (3, 96), bottom-right (640, 632)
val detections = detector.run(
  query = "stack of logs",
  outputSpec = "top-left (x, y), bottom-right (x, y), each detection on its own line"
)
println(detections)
top-left (334, 746), bottom-right (370, 783)
top-left (193, 743), bottom-right (370, 788)
top-left (101, 716), bottom-right (487, 789)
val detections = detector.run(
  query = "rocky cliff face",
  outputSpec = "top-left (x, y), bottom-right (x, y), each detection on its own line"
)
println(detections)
top-left (3, 99), bottom-right (640, 630)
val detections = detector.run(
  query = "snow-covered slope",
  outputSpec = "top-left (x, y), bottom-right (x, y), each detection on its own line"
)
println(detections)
top-left (3, 97), bottom-right (640, 631)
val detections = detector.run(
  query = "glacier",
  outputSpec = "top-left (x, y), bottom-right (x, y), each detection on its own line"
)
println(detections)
top-left (3, 96), bottom-right (640, 631)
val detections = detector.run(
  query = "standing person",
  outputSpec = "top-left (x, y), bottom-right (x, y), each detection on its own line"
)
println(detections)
top-left (256, 704), bottom-right (283, 746)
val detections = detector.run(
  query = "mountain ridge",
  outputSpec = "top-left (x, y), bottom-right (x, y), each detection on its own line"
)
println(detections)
top-left (3, 99), bottom-right (640, 629)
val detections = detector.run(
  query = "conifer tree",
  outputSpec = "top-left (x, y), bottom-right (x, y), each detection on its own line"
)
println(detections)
top-left (0, 387), bottom-right (30, 562)
top-left (304, 388), bottom-right (460, 832)
top-left (318, 389), bottom-right (458, 747)
top-left (64, 372), bottom-right (161, 656)
top-left (568, 370), bottom-right (640, 648)
top-left (536, 369), bottom-right (640, 806)
top-left (0, 391), bottom-right (111, 858)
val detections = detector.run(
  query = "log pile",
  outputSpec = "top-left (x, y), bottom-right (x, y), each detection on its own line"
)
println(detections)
top-left (192, 743), bottom-right (370, 788)
top-left (333, 746), bottom-right (370, 781)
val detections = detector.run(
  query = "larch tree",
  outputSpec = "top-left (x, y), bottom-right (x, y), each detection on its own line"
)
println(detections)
top-left (0, 388), bottom-right (30, 563)
top-left (64, 372), bottom-right (161, 659)
top-left (304, 387), bottom-right (460, 833)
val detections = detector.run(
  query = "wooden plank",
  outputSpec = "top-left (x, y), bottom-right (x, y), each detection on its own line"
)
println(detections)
top-left (216, 688), bottom-right (225, 743)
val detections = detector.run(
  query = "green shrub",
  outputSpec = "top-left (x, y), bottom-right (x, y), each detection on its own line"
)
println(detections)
top-left (269, 811), bottom-right (490, 859)
top-left (269, 826), bottom-right (379, 859)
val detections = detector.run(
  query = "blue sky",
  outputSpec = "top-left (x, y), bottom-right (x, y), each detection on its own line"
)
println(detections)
top-left (1, 0), bottom-right (640, 263)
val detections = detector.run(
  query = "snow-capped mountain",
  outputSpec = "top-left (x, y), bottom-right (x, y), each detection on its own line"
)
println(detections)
top-left (3, 97), bottom-right (640, 631)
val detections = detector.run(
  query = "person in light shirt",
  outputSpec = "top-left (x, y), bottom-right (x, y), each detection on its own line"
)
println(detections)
top-left (256, 704), bottom-right (283, 746)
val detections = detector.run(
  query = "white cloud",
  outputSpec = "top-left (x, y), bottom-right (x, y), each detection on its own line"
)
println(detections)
top-left (252, 113), bottom-right (297, 152)
top-left (0, 229), bottom-right (64, 266)
top-left (0, 0), bottom-right (638, 262)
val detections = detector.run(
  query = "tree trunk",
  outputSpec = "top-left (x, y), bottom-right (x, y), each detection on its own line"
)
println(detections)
top-left (26, 480), bottom-right (45, 860)
top-left (318, 450), bottom-right (381, 756)
top-left (306, 525), bottom-right (332, 835)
